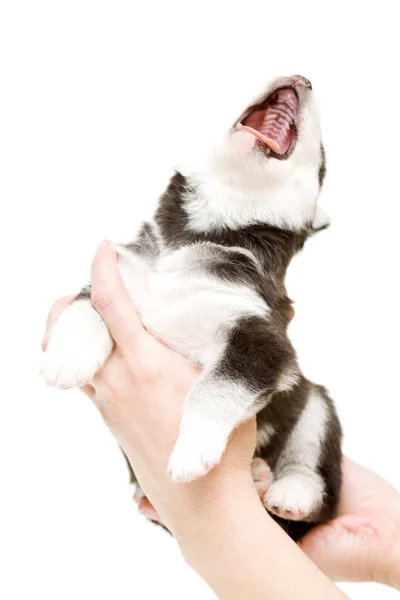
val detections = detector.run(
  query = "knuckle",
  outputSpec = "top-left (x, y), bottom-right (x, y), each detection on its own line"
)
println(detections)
top-left (92, 376), bottom-right (126, 427)
top-left (92, 353), bottom-right (116, 385)
top-left (99, 393), bottom-right (125, 428)
top-left (133, 358), bottom-right (162, 384)
top-left (91, 290), bottom-right (114, 312)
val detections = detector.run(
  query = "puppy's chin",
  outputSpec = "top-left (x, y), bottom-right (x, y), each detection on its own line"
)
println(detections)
top-left (202, 131), bottom-right (271, 184)
top-left (174, 111), bottom-right (273, 182)
top-left (228, 129), bottom-right (259, 154)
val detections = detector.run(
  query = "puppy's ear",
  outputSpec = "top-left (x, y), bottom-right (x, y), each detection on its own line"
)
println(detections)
top-left (311, 207), bottom-right (330, 234)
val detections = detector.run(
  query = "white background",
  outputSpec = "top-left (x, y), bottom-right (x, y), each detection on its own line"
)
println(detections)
top-left (1, 1), bottom-right (399, 598)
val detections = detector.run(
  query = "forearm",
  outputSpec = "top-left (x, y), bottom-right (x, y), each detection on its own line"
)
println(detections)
top-left (383, 536), bottom-right (400, 590)
top-left (175, 473), bottom-right (349, 600)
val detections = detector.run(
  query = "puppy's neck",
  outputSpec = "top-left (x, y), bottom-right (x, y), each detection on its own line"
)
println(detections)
top-left (184, 160), bottom-right (317, 234)
top-left (156, 172), bottom-right (310, 285)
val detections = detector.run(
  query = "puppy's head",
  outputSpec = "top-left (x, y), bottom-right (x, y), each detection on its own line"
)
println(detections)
top-left (191, 75), bottom-right (327, 232)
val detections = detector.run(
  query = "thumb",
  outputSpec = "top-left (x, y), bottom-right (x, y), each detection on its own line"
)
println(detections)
top-left (90, 241), bottom-right (149, 360)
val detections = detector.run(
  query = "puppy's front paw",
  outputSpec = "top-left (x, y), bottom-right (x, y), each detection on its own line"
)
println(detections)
top-left (41, 301), bottom-right (113, 389)
top-left (168, 423), bottom-right (229, 482)
top-left (264, 472), bottom-right (324, 522)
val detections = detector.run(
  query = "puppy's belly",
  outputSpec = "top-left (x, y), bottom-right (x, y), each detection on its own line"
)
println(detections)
top-left (118, 245), bottom-right (268, 366)
top-left (142, 272), bottom-right (267, 366)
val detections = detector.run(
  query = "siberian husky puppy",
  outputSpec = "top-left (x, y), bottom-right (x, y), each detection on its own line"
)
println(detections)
top-left (42, 75), bottom-right (342, 540)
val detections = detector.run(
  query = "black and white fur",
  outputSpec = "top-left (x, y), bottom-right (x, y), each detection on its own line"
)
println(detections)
top-left (42, 75), bottom-right (342, 540)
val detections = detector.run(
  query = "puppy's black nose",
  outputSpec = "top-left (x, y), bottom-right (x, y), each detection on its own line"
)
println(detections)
top-left (291, 75), bottom-right (312, 90)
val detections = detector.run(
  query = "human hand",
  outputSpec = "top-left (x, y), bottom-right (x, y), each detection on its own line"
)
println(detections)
top-left (43, 271), bottom-right (347, 600)
top-left (42, 241), bottom-right (258, 540)
top-left (134, 454), bottom-right (400, 590)
top-left (300, 457), bottom-right (400, 589)
top-left (43, 242), bottom-right (400, 590)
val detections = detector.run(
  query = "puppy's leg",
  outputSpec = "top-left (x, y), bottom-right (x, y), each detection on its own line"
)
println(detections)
top-left (265, 384), bottom-right (342, 522)
top-left (168, 372), bottom-right (257, 481)
top-left (168, 315), bottom-right (297, 481)
top-left (41, 246), bottom-right (150, 389)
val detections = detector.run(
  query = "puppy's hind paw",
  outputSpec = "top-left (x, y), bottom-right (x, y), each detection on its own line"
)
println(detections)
top-left (264, 472), bottom-right (324, 522)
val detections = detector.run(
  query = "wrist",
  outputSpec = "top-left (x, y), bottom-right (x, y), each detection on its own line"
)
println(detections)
top-left (174, 476), bottom-right (347, 600)
top-left (169, 467), bottom-right (257, 547)
top-left (173, 471), bottom-right (264, 584)
top-left (381, 533), bottom-right (400, 590)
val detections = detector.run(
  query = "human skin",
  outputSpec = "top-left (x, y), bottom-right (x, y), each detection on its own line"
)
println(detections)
top-left (42, 241), bottom-right (400, 596)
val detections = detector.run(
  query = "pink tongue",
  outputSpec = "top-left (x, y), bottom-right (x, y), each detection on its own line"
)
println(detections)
top-left (236, 122), bottom-right (280, 153)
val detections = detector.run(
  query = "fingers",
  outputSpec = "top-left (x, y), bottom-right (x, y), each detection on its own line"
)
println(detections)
top-left (42, 295), bottom-right (76, 351)
top-left (299, 515), bottom-right (372, 583)
top-left (136, 497), bottom-right (164, 525)
top-left (80, 383), bottom-right (96, 399)
top-left (90, 241), bottom-right (148, 359)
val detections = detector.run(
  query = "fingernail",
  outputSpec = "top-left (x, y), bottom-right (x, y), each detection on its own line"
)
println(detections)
top-left (99, 239), bottom-right (110, 249)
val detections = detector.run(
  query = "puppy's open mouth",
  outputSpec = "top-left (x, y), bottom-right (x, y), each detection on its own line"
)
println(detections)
top-left (236, 88), bottom-right (299, 157)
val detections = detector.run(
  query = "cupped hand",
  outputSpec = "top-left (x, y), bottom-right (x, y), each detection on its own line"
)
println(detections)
top-left (42, 241), bottom-right (258, 539)
top-left (136, 453), bottom-right (400, 589)
top-left (299, 457), bottom-right (400, 588)
top-left (136, 454), bottom-right (400, 589)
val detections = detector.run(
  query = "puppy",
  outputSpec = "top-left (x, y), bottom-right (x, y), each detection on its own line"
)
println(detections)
top-left (42, 75), bottom-right (342, 540)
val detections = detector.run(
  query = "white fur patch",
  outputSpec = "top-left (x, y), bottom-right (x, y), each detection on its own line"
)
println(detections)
top-left (226, 245), bottom-right (263, 270)
top-left (186, 169), bottom-right (320, 233)
top-left (264, 388), bottom-right (328, 520)
top-left (118, 245), bottom-right (268, 368)
top-left (41, 300), bottom-right (113, 388)
top-left (169, 378), bottom-right (258, 481)
top-left (276, 367), bottom-right (301, 393)
top-left (275, 389), bottom-right (328, 476)
top-left (256, 423), bottom-right (275, 451)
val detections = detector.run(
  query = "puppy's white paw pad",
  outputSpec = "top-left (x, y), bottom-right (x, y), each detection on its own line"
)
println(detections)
top-left (168, 427), bottom-right (229, 482)
top-left (264, 473), bottom-right (324, 521)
